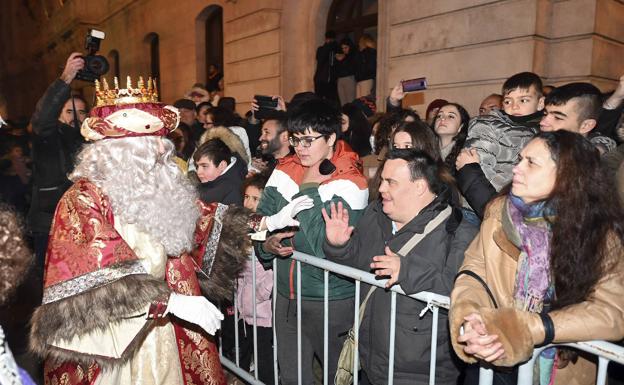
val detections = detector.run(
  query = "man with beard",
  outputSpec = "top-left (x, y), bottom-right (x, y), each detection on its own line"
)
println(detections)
top-left (29, 77), bottom-right (312, 385)
top-left (255, 111), bottom-right (291, 173)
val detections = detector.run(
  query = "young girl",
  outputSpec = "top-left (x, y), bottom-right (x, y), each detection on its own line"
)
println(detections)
top-left (236, 174), bottom-right (275, 385)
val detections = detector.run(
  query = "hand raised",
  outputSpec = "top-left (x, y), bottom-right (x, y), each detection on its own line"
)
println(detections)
top-left (389, 83), bottom-right (406, 106)
top-left (321, 201), bottom-right (353, 247)
top-left (60, 52), bottom-right (85, 84)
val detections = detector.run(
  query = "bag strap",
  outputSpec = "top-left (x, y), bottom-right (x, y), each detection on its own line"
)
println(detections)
top-left (397, 206), bottom-right (451, 256)
top-left (356, 206), bottom-right (453, 324)
top-left (454, 270), bottom-right (499, 309)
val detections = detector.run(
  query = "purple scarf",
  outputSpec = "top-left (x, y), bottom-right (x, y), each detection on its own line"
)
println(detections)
top-left (507, 194), bottom-right (555, 312)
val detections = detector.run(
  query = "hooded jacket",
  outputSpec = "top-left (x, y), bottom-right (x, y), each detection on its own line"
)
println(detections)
top-left (256, 140), bottom-right (368, 301)
top-left (197, 155), bottom-right (246, 206)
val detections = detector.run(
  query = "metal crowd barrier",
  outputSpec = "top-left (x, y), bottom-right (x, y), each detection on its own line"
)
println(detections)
top-left (219, 250), bottom-right (624, 385)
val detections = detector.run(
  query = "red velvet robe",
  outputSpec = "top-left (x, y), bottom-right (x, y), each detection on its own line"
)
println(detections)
top-left (35, 179), bottom-right (229, 385)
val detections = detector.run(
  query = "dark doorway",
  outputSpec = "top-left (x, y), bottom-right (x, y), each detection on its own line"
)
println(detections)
top-left (204, 6), bottom-right (224, 90)
top-left (327, 0), bottom-right (378, 44)
top-left (145, 32), bottom-right (160, 92)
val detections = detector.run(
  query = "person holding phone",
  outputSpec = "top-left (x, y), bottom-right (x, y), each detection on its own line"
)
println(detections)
top-left (256, 98), bottom-right (368, 385)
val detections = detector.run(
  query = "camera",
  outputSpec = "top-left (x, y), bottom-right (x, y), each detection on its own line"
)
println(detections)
top-left (76, 29), bottom-right (110, 82)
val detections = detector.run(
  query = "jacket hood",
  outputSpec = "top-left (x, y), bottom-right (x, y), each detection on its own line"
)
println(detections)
top-left (199, 126), bottom-right (250, 164)
top-left (276, 140), bottom-right (367, 189)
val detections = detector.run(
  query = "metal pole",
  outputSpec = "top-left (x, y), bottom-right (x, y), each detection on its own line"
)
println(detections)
top-left (353, 280), bottom-right (361, 385)
top-left (428, 305), bottom-right (439, 385)
top-left (272, 259), bottom-right (279, 385)
top-left (478, 367), bottom-right (493, 385)
top-left (234, 283), bottom-right (240, 366)
top-left (387, 291), bottom-right (397, 385)
top-left (252, 253), bottom-right (259, 380)
top-left (323, 270), bottom-right (329, 385)
top-left (297, 260), bottom-right (302, 385)
top-left (516, 348), bottom-right (541, 385)
top-left (596, 357), bottom-right (609, 385)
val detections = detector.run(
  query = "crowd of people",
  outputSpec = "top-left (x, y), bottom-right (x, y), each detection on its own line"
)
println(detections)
top-left (0, 42), bottom-right (624, 385)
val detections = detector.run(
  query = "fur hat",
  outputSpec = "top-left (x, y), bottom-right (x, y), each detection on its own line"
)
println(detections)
top-left (200, 126), bottom-right (250, 164)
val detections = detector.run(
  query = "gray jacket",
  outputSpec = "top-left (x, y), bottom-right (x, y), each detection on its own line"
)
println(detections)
top-left (323, 193), bottom-right (478, 385)
top-left (464, 109), bottom-right (540, 191)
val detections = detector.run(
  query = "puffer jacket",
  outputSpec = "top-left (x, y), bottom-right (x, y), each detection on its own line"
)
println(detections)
top-left (464, 109), bottom-right (541, 191)
top-left (256, 140), bottom-right (368, 301)
top-left (450, 197), bottom-right (624, 385)
top-left (324, 191), bottom-right (478, 385)
top-left (236, 250), bottom-right (273, 327)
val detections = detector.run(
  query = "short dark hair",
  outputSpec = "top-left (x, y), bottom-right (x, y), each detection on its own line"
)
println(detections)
top-left (207, 106), bottom-right (237, 127)
top-left (217, 97), bottom-right (236, 112)
top-left (287, 98), bottom-right (341, 136)
top-left (502, 72), bottom-right (543, 97)
top-left (173, 98), bottom-right (196, 111)
top-left (242, 173), bottom-right (269, 195)
top-left (385, 149), bottom-right (445, 196)
top-left (391, 120), bottom-right (441, 161)
top-left (196, 101), bottom-right (212, 114)
top-left (193, 138), bottom-right (231, 166)
top-left (544, 82), bottom-right (602, 122)
top-left (263, 111), bottom-right (288, 134)
top-left (65, 95), bottom-right (89, 111)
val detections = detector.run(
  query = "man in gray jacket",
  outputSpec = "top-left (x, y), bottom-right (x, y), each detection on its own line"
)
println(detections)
top-left (323, 149), bottom-right (478, 385)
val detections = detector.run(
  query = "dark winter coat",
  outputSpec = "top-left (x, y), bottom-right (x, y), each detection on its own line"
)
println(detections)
top-left (28, 79), bottom-right (85, 233)
top-left (197, 155), bottom-right (247, 206)
top-left (323, 191), bottom-right (478, 385)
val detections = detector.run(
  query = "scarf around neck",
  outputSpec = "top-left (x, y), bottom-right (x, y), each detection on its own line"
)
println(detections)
top-left (505, 194), bottom-right (556, 313)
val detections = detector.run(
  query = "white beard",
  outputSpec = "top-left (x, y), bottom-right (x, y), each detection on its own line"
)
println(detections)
top-left (70, 137), bottom-right (201, 256)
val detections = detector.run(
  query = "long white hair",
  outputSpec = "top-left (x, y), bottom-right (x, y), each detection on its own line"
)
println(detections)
top-left (70, 136), bottom-right (200, 256)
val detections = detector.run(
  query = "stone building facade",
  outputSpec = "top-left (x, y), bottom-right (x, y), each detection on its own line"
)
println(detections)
top-left (1, 0), bottom-right (622, 119)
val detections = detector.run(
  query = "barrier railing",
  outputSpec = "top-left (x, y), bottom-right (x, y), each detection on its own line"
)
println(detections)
top-left (220, 250), bottom-right (624, 385)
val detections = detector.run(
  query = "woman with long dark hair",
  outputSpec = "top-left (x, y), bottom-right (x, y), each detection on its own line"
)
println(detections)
top-left (341, 102), bottom-right (372, 158)
top-left (450, 131), bottom-right (624, 385)
top-left (433, 102), bottom-right (469, 173)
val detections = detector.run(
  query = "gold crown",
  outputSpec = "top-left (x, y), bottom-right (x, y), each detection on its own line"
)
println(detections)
top-left (94, 76), bottom-right (159, 107)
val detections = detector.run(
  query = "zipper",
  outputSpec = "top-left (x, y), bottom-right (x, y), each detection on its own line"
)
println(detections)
top-left (289, 260), bottom-right (295, 299)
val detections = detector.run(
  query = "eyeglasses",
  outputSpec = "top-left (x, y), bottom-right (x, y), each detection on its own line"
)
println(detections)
top-left (289, 134), bottom-right (326, 148)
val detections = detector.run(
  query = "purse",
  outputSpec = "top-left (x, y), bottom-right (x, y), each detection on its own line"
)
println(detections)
top-left (334, 206), bottom-right (452, 385)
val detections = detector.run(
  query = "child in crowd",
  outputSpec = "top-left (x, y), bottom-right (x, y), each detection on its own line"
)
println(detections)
top-left (236, 174), bottom-right (275, 385)
top-left (194, 138), bottom-right (247, 205)
top-left (455, 72), bottom-right (545, 219)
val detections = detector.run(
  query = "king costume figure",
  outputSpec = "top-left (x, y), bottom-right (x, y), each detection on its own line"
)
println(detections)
top-left (29, 77), bottom-right (312, 385)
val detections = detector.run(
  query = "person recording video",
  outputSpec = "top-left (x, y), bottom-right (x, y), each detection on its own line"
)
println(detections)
top-left (29, 52), bottom-right (88, 270)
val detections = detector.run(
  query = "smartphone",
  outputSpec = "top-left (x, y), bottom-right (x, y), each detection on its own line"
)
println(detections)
top-left (401, 77), bottom-right (427, 93)
top-left (254, 95), bottom-right (278, 109)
